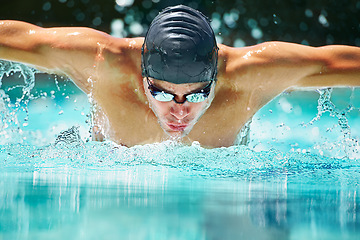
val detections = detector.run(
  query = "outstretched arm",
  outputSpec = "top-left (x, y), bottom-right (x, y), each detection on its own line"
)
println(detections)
top-left (219, 42), bottom-right (360, 109)
top-left (0, 20), bottom-right (140, 93)
top-left (294, 44), bottom-right (360, 88)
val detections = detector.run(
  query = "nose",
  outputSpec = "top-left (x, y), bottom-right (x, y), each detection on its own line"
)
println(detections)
top-left (170, 103), bottom-right (189, 120)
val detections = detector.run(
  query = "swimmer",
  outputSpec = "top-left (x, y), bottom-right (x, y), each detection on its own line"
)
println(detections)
top-left (0, 5), bottom-right (360, 147)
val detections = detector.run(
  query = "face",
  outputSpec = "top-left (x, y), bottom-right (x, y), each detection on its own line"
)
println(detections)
top-left (144, 77), bottom-right (216, 138)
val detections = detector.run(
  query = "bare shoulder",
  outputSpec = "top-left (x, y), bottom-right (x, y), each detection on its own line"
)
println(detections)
top-left (42, 26), bottom-right (143, 61)
top-left (218, 42), bottom-right (318, 71)
top-left (44, 28), bottom-right (144, 92)
top-left (216, 42), bottom-right (322, 107)
top-left (103, 37), bottom-right (143, 67)
top-left (217, 41), bottom-right (330, 87)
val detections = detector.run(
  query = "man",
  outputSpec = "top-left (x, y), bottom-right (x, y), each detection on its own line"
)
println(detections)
top-left (0, 5), bottom-right (359, 148)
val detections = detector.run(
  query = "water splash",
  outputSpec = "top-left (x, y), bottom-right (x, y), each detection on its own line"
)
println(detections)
top-left (310, 88), bottom-right (352, 136)
top-left (1, 139), bottom-right (359, 185)
top-left (0, 60), bottom-right (37, 144)
top-left (55, 125), bottom-right (84, 147)
top-left (309, 88), bottom-right (360, 158)
top-left (0, 60), bottom-right (89, 145)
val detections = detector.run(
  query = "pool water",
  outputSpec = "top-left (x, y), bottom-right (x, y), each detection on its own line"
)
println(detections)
top-left (0, 61), bottom-right (360, 239)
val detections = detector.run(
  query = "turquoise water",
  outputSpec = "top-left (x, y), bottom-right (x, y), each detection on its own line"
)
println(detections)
top-left (0, 61), bottom-right (360, 239)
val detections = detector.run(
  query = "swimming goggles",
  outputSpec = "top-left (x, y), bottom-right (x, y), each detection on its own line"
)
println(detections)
top-left (147, 77), bottom-right (213, 104)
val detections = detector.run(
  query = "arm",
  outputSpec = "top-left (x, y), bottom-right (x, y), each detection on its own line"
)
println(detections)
top-left (219, 42), bottom-right (360, 109)
top-left (0, 20), bottom-right (140, 93)
top-left (294, 44), bottom-right (360, 88)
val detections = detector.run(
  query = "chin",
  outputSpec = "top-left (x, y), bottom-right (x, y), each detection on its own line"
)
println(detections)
top-left (165, 128), bottom-right (187, 137)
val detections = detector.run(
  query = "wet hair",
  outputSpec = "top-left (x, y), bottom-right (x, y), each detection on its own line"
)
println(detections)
top-left (141, 5), bottom-right (218, 84)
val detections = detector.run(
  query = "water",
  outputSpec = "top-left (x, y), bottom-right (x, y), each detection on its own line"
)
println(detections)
top-left (1, 143), bottom-right (360, 239)
top-left (0, 61), bottom-right (360, 239)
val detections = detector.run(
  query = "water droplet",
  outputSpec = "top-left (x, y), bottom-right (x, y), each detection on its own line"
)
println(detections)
top-left (251, 28), bottom-right (263, 39)
top-left (42, 2), bottom-right (51, 11)
top-left (272, 14), bottom-right (281, 25)
top-left (318, 14), bottom-right (329, 27)
top-left (305, 9), bottom-right (313, 18)
top-left (115, 0), bottom-right (134, 7)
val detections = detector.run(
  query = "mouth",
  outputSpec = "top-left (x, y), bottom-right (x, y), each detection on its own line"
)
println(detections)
top-left (166, 123), bottom-right (189, 132)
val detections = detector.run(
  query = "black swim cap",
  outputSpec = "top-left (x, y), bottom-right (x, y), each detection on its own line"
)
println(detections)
top-left (141, 5), bottom-right (218, 84)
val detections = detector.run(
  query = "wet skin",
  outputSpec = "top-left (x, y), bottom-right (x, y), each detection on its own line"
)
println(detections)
top-left (0, 21), bottom-right (360, 147)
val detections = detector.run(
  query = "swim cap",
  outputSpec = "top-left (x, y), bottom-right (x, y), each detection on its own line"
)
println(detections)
top-left (141, 5), bottom-right (218, 84)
